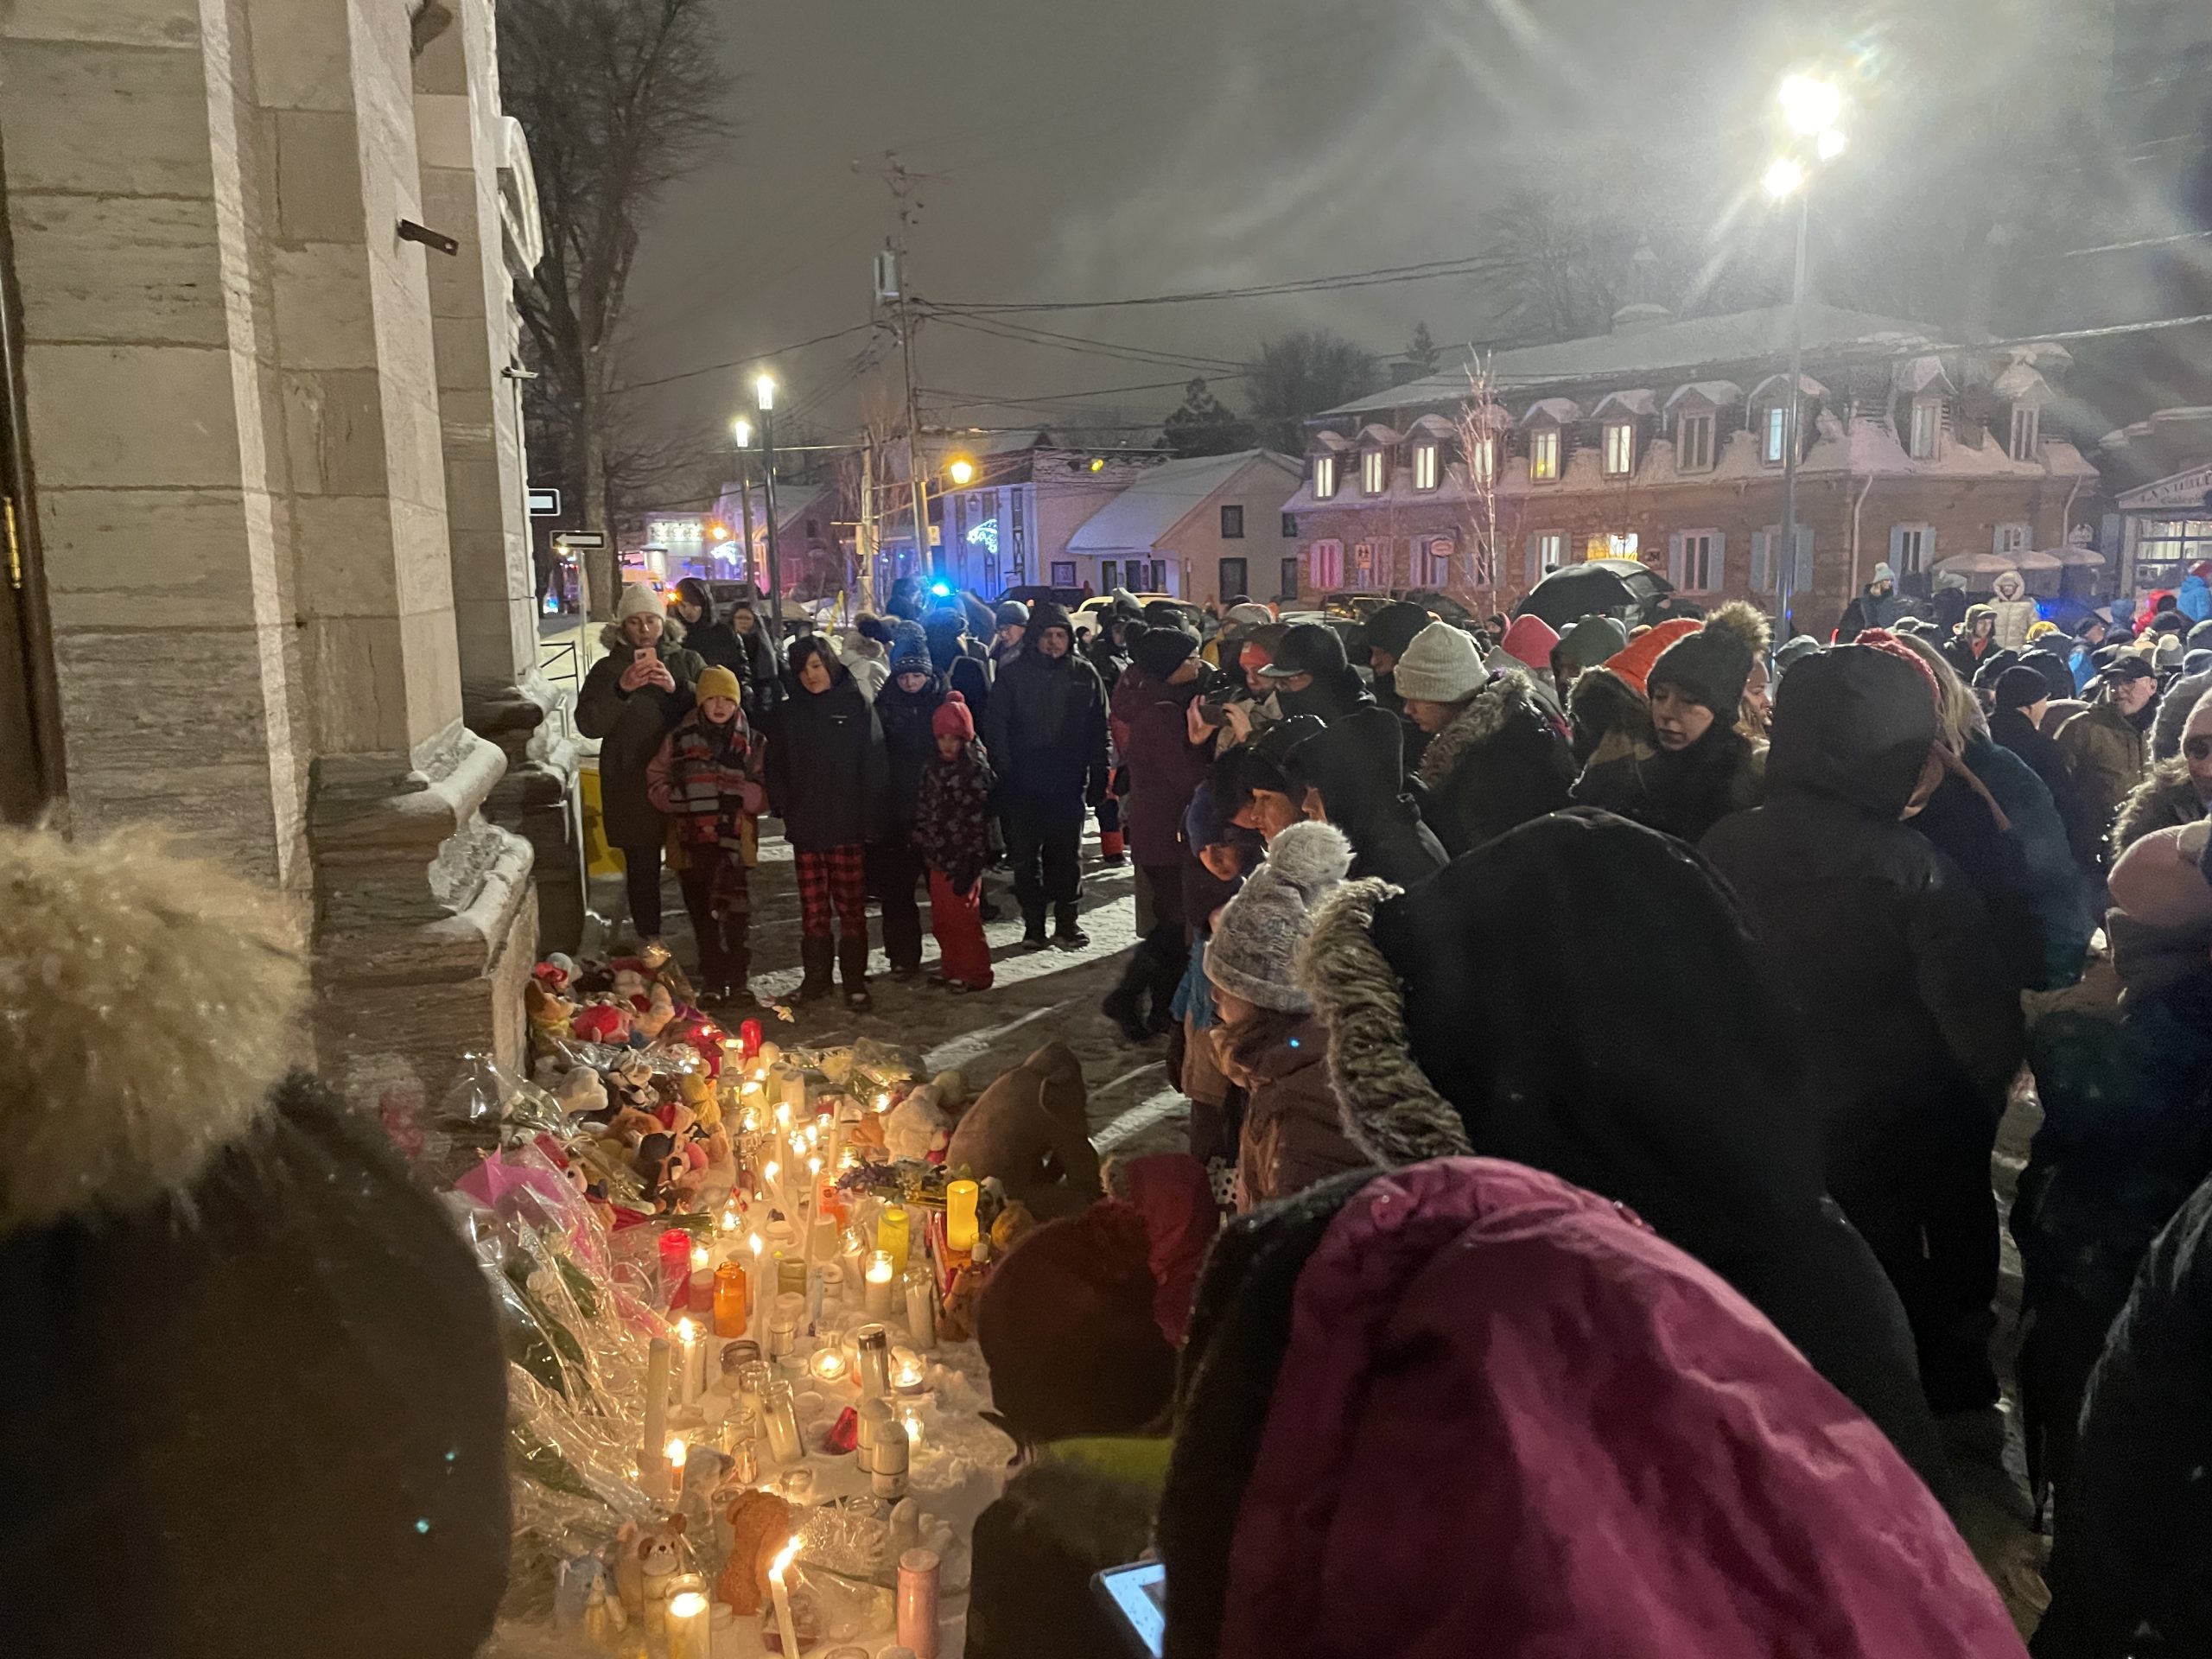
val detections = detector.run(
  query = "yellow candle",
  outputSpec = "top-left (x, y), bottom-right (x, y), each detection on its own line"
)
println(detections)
top-left (878, 1203), bottom-right (911, 1275)
top-left (944, 1179), bottom-right (980, 1255)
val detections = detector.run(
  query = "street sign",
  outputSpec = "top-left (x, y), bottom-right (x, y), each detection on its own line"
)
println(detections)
top-left (554, 531), bottom-right (606, 549)
top-left (527, 488), bottom-right (562, 516)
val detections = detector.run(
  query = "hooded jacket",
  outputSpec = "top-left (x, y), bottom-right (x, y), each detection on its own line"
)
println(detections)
top-left (1285, 705), bottom-right (1446, 888)
top-left (723, 600), bottom-right (785, 714)
top-left (1165, 1160), bottom-right (2022, 1659)
top-left (1993, 702), bottom-right (2099, 868)
top-left (2057, 695), bottom-right (2155, 852)
top-left (1300, 808), bottom-right (1947, 1494)
top-left (1226, 1011), bottom-right (1369, 1211)
top-left (0, 827), bottom-right (510, 1659)
top-left (1837, 576), bottom-right (1905, 642)
top-left (1119, 664), bottom-right (1215, 867)
top-left (1990, 568), bottom-right (2037, 652)
top-left (673, 577), bottom-right (747, 673)
top-left (1413, 668), bottom-right (1577, 856)
top-left (2153, 669), bottom-right (2212, 761)
top-left (575, 619), bottom-right (704, 845)
top-left (765, 641), bottom-right (888, 849)
top-left (984, 601), bottom-right (1110, 805)
top-left (1700, 648), bottom-right (2024, 1204)
top-left (1571, 721), bottom-right (1763, 842)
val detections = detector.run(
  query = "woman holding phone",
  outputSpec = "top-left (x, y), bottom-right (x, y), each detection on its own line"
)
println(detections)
top-left (578, 583), bottom-right (703, 945)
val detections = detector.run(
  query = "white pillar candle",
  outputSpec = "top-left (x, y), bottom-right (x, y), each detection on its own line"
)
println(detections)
top-left (902, 1268), bottom-right (938, 1351)
top-left (642, 1337), bottom-right (671, 1495)
top-left (769, 1538), bottom-right (804, 1659)
top-left (748, 1233), bottom-right (766, 1344)
top-left (864, 1251), bottom-right (896, 1318)
top-left (674, 1317), bottom-right (705, 1406)
top-left (665, 1582), bottom-right (711, 1659)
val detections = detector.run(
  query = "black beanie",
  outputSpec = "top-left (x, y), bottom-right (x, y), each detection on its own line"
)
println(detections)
top-left (1130, 626), bottom-right (1198, 681)
top-left (1648, 624), bottom-right (1754, 714)
top-left (1993, 664), bottom-right (2050, 711)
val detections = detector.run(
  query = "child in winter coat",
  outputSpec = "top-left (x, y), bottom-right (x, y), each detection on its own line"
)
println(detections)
top-left (913, 690), bottom-right (998, 991)
top-left (768, 636), bottom-right (888, 1010)
top-left (647, 664), bottom-right (766, 1006)
top-left (1203, 820), bottom-right (1369, 1211)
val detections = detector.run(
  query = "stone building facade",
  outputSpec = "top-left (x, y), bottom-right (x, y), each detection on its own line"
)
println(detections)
top-left (0, 0), bottom-right (581, 1093)
top-left (1285, 303), bottom-right (2101, 634)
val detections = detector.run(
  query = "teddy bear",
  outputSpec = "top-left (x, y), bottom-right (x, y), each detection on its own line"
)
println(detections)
top-left (634, 981), bottom-right (677, 1039)
top-left (882, 1085), bottom-right (952, 1164)
top-left (554, 1066), bottom-right (609, 1120)
top-left (525, 977), bottom-right (577, 1040)
top-left (716, 1490), bottom-right (795, 1616)
top-left (613, 1515), bottom-right (689, 1626)
top-left (572, 1001), bottom-right (633, 1046)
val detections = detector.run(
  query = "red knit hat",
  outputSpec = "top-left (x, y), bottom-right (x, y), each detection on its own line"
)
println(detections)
top-left (1600, 617), bottom-right (1700, 696)
top-left (932, 690), bottom-right (975, 741)
top-left (1497, 613), bottom-right (1561, 673)
top-left (1854, 628), bottom-right (1942, 715)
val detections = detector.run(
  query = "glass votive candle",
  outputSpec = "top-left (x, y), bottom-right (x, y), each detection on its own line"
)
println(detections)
top-left (864, 1249), bottom-right (896, 1316)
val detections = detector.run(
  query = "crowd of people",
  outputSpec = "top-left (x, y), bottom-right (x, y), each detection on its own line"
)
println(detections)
top-left (567, 559), bottom-right (2212, 1655)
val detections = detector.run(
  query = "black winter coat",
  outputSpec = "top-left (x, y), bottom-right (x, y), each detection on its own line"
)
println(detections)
top-left (1287, 705), bottom-right (1446, 890)
top-left (1413, 672), bottom-right (1577, 857)
top-left (2036, 1171), bottom-right (2212, 1657)
top-left (1700, 650), bottom-right (2024, 1208)
top-left (1993, 704), bottom-right (2100, 868)
top-left (1571, 724), bottom-right (1763, 843)
top-left (985, 643), bottom-right (1109, 805)
top-left (874, 671), bottom-right (947, 830)
top-left (575, 622), bottom-right (702, 846)
top-left (766, 664), bottom-right (887, 849)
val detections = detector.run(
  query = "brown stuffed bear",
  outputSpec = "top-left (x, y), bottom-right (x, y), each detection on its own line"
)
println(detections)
top-left (716, 1489), bottom-right (795, 1615)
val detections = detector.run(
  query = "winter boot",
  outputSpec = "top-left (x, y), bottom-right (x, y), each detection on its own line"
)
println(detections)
top-left (1020, 906), bottom-right (1048, 949)
top-left (723, 916), bottom-right (755, 1009)
top-left (1103, 946), bottom-right (1160, 1042)
top-left (838, 934), bottom-right (873, 1013)
top-left (794, 935), bottom-right (836, 1004)
top-left (1099, 827), bottom-right (1127, 867)
top-left (1052, 902), bottom-right (1090, 950)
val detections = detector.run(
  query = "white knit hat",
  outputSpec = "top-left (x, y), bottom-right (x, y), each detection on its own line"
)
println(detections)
top-left (1389, 621), bottom-right (1487, 704)
top-left (1205, 822), bottom-right (1353, 1013)
top-left (615, 582), bottom-right (664, 623)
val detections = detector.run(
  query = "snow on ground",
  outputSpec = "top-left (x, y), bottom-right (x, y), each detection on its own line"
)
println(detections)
top-left (621, 821), bottom-right (1192, 1163)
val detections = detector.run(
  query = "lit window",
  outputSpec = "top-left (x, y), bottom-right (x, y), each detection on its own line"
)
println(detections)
top-left (1414, 442), bottom-right (1439, 492)
top-left (1762, 404), bottom-right (1788, 465)
top-left (2010, 405), bottom-right (2041, 461)
top-left (1308, 539), bottom-right (1344, 588)
top-left (1471, 435), bottom-right (1496, 485)
top-left (1995, 523), bottom-right (2030, 555)
top-left (1361, 448), bottom-right (1386, 495)
top-left (1531, 531), bottom-right (1566, 580)
top-left (1678, 412), bottom-right (1714, 472)
top-left (1587, 531), bottom-right (1640, 563)
top-left (1529, 427), bottom-right (1560, 482)
top-left (1313, 455), bottom-right (1337, 499)
top-left (1909, 398), bottom-right (1941, 461)
top-left (1680, 531), bottom-right (1718, 592)
top-left (1603, 422), bottom-right (1635, 478)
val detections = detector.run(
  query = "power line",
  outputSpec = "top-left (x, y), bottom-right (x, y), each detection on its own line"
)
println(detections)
top-left (608, 321), bottom-right (884, 396)
top-left (925, 249), bottom-right (1542, 315)
top-left (923, 309), bottom-right (1244, 375)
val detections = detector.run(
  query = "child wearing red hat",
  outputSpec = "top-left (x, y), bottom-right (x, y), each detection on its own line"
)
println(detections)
top-left (914, 691), bottom-right (998, 990)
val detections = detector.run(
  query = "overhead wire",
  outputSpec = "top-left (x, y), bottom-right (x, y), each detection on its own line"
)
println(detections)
top-left (607, 321), bottom-right (884, 395)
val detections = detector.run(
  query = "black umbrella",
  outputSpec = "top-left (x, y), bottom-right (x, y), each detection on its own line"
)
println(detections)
top-left (1514, 561), bottom-right (1671, 628)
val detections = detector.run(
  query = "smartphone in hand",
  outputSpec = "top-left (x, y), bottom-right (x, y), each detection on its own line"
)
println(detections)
top-left (1091, 1561), bottom-right (1167, 1659)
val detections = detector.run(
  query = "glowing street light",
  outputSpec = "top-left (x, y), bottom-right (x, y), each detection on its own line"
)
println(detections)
top-left (731, 416), bottom-right (752, 448)
top-left (753, 373), bottom-right (776, 413)
top-left (1779, 73), bottom-right (1841, 137)
top-left (1817, 126), bottom-right (1847, 162)
top-left (1763, 156), bottom-right (1808, 201)
top-left (947, 456), bottom-right (976, 486)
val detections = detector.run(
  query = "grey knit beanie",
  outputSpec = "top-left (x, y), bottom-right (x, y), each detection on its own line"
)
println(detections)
top-left (1205, 822), bottom-right (1353, 1013)
top-left (1389, 621), bottom-right (1487, 703)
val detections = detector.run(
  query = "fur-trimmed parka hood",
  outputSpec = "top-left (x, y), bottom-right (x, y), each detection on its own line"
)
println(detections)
top-left (2114, 754), bottom-right (2207, 855)
top-left (1568, 662), bottom-right (1651, 766)
top-left (1414, 668), bottom-right (1549, 791)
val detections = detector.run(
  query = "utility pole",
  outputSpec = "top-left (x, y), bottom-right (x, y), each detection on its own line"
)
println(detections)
top-left (756, 378), bottom-right (784, 634)
top-left (1777, 186), bottom-right (1808, 640)
top-left (899, 276), bottom-right (931, 581)
top-left (857, 437), bottom-right (879, 613)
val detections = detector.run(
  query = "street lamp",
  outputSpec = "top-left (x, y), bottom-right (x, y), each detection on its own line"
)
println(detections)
top-left (947, 457), bottom-right (975, 487)
top-left (754, 374), bottom-right (783, 632)
top-left (728, 416), bottom-right (759, 597)
top-left (1764, 72), bottom-right (1844, 639)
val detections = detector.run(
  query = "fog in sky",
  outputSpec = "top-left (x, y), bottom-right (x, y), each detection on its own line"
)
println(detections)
top-left (614, 0), bottom-right (2130, 452)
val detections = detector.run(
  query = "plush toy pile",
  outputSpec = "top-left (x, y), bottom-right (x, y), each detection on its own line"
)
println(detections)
top-left (436, 950), bottom-right (1052, 1656)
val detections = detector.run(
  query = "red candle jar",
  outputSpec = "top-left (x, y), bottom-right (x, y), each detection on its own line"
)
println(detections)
top-left (659, 1229), bottom-right (692, 1312)
top-left (738, 1018), bottom-right (763, 1059)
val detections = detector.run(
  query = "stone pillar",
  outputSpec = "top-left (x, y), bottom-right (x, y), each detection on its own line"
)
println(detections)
top-left (411, 0), bottom-right (584, 950)
top-left (251, 0), bottom-right (536, 1086)
top-left (0, 0), bottom-right (537, 1095)
top-left (0, 0), bottom-right (312, 922)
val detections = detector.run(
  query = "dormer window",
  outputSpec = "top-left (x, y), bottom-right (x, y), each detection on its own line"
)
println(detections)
top-left (1529, 427), bottom-right (1560, 482)
top-left (1602, 421), bottom-right (1635, 478)
top-left (1762, 404), bottom-right (1788, 466)
top-left (1413, 442), bottom-right (1440, 492)
top-left (1313, 454), bottom-right (1337, 499)
top-left (1471, 435), bottom-right (1496, 486)
top-left (2009, 404), bottom-right (2041, 461)
top-left (1909, 397), bottom-right (1942, 461)
top-left (1361, 448), bottom-right (1386, 495)
top-left (1678, 411), bottom-right (1714, 472)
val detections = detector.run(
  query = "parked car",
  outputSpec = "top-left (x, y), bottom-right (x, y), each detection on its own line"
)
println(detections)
top-left (1071, 593), bottom-right (1202, 639)
top-left (995, 584), bottom-right (1090, 613)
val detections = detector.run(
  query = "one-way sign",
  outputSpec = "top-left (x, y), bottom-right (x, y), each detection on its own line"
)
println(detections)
top-left (527, 488), bottom-right (562, 516)
top-left (553, 530), bottom-right (606, 549)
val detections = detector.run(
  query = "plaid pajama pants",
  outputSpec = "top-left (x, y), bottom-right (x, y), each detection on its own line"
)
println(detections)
top-left (794, 843), bottom-right (868, 940)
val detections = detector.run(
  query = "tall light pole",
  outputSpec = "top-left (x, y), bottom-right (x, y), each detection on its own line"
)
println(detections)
top-left (755, 374), bottom-right (783, 634)
top-left (730, 416), bottom-right (757, 594)
top-left (1764, 73), bottom-right (1844, 639)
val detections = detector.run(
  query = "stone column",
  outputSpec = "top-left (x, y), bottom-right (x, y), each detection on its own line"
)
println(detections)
top-left (412, 0), bottom-right (585, 950)
top-left (251, 0), bottom-right (536, 1086)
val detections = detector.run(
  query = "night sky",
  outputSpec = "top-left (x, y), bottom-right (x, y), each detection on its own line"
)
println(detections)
top-left (615, 0), bottom-right (2113, 454)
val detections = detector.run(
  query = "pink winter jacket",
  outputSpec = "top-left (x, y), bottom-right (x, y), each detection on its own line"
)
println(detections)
top-left (1216, 1159), bottom-right (2026, 1659)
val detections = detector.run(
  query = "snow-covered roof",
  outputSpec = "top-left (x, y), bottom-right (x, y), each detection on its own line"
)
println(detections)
top-left (1893, 355), bottom-right (1954, 396)
top-left (1989, 361), bottom-right (2055, 404)
top-left (1320, 303), bottom-right (1943, 418)
top-left (1406, 413), bottom-right (1459, 441)
top-left (1663, 379), bottom-right (1744, 413)
top-left (1521, 397), bottom-right (1583, 426)
top-left (1355, 423), bottom-right (1404, 447)
top-left (1748, 372), bottom-right (1828, 403)
top-left (1309, 429), bottom-right (1354, 454)
top-left (1591, 389), bottom-right (1658, 420)
top-left (1066, 449), bottom-right (1300, 555)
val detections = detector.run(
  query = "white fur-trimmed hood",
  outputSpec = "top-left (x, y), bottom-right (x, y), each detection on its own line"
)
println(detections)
top-left (0, 825), bottom-right (306, 1233)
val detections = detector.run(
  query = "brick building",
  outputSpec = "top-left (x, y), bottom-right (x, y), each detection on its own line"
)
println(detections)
top-left (1284, 303), bottom-right (2101, 634)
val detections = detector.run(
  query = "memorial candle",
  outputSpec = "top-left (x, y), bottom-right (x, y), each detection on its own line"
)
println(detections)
top-left (688, 1243), bottom-right (714, 1315)
top-left (864, 1250), bottom-right (896, 1317)
top-left (713, 1261), bottom-right (749, 1338)
top-left (768, 1538), bottom-right (804, 1659)
top-left (642, 1337), bottom-right (671, 1495)
top-left (748, 1232), bottom-right (766, 1343)
top-left (665, 1583), bottom-right (711, 1659)
top-left (675, 1316), bottom-right (704, 1405)
top-left (944, 1179), bottom-right (980, 1255)
top-left (878, 1203), bottom-right (911, 1275)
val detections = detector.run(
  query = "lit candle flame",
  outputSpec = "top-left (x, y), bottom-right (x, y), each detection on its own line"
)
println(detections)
top-left (765, 1160), bottom-right (780, 1185)
top-left (773, 1103), bottom-right (791, 1129)
top-left (874, 1093), bottom-right (889, 1113)
top-left (719, 1204), bottom-right (741, 1234)
top-left (676, 1316), bottom-right (697, 1343)
top-left (666, 1436), bottom-right (687, 1469)
top-left (690, 1243), bottom-right (709, 1271)
top-left (749, 1233), bottom-right (764, 1258)
top-left (770, 1535), bottom-right (801, 1582)
top-left (669, 1589), bottom-right (708, 1618)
